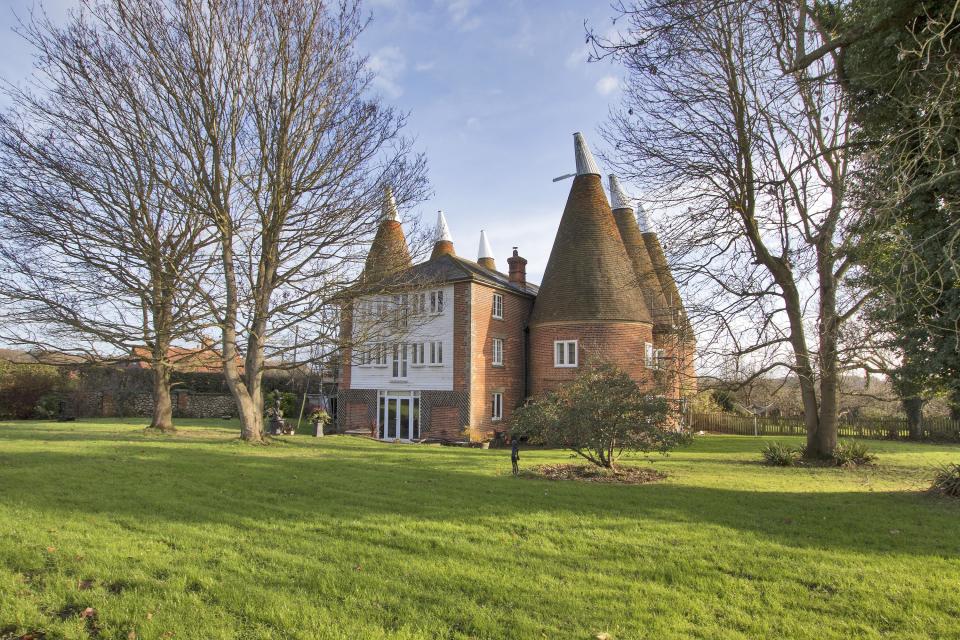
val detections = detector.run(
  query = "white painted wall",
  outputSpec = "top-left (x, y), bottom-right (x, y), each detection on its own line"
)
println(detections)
top-left (350, 285), bottom-right (455, 391)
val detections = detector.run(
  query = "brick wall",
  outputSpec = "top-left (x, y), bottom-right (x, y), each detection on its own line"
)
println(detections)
top-left (468, 282), bottom-right (534, 440)
top-left (429, 406), bottom-right (462, 440)
top-left (528, 321), bottom-right (656, 396)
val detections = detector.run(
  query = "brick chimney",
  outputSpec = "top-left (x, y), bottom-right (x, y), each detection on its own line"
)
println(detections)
top-left (507, 247), bottom-right (527, 286)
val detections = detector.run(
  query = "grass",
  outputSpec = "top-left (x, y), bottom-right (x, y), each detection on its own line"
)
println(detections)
top-left (1, 420), bottom-right (959, 640)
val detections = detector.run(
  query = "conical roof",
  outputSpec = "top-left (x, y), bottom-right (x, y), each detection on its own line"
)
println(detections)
top-left (362, 185), bottom-right (411, 283)
top-left (609, 176), bottom-right (671, 328)
top-left (638, 204), bottom-right (692, 336)
top-left (530, 137), bottom-right (651, 326)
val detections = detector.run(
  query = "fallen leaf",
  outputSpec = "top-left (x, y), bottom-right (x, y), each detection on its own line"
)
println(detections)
top-left (147, 612), bottom-right (153, 620)
top-left (890, 529), bottom-right (900, 535)
top-left (78, 579), bottom-right (94, 590)
top-left (82, 607), bottom-right (96, 618)
top-left (128, 631), bottom-right (137, 639)
top-left (596, 634), bottom-right (613, 640)
top-left (46, 547), bottom-right (57, 553)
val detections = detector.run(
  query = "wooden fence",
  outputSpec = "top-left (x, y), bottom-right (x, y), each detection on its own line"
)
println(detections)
top-left (689, 412), bottom-right (960, 441)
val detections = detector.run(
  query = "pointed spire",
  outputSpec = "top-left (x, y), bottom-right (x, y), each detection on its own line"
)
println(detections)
top-left (430, 210), bottom-right (455, 260)
top-left (608, 175), bottom-right (632, 211)
top-left (381, 184), bottom-right (399, 222)
top-left (574, 132), bottom-right (601, 176)
top-left (434, 210), bottom-right (452, 242)
top-left (477, 230), bottom-right (496, 271)
top-left (636, 202), bottom-right (653, 233)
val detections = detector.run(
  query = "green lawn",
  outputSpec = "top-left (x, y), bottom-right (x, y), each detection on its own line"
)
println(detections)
top-left (1, 420), bottom-right (958, 640)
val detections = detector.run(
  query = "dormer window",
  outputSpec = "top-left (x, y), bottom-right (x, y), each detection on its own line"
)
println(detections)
top-left (492, 293), bottom-right (503, 319)
top-left (554, 340), bottom-right (577, 368)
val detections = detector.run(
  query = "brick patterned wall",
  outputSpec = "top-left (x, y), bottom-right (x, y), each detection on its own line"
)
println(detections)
top-left (337, 388), bottom-right (376, 433)
top-left (528, 321), bottom-right (656, 396)
top-left (336, 388), bottom-right (469, 440)
top-left (421, 390), bottom-right (470, 439)
top-left (429, 405), bottom-right (463, 440)
top-left (468, 282), bottom-right (534, 440)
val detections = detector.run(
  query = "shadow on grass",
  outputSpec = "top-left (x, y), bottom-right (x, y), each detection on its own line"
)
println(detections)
top-left (1, 429), bottom-right (958, 561)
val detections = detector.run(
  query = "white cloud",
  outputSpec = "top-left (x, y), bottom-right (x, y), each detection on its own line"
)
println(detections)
top-left (436, 0), bottom-right (481, 31)
top-left (414, 61), bottom-right (436, 72)
top-left (595, 75), bottom-right (621, 96)
top-left (565, 44), bottom-right (591, 70)
top-left (368, 46), bottom-right (407, 99)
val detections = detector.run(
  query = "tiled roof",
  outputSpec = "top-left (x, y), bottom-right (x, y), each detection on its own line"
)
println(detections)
top-left (379, 253), bottom-right (538, 297)
top-left (612, 206), bottom-right (672, 329)
top-left (362, 219), bottom-right (412, 283)
top-left (530, 173), bottom-right (652, 325)
top-left (642, 231), bottom-right (693, 336)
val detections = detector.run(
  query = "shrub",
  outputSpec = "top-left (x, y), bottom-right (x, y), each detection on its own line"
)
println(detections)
top-left (761, 442), bottom-right (801, 466)
top-left (0, 361), bottom-right (63, 419)
top-left (931, 463), bottom-right (960, 497)
top-left (831, 440), bottom-right (877, 467)
top-left (510, 362), bottom-right (689, 470)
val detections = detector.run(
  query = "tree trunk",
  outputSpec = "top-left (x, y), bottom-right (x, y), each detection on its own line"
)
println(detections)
top-left (149, 362), bottom-right (175, 432)
top-left (903, 396), bottom-right (923, 439)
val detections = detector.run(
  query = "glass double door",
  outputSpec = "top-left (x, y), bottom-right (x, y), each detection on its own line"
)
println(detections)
top-left (379, 393), bottom-right (420, 441)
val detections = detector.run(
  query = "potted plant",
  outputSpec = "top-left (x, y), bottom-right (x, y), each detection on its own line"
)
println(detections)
top-left (309, 409), bottom-right (331, 437)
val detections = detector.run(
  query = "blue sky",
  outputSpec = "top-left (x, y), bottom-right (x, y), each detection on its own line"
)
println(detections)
top-left (1, 0), bottom-right (628, 284)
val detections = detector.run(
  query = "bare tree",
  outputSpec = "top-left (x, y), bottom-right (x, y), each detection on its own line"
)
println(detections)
top-left (105, 0), bottom-right (428, 441)
top-left (0, 5), bottom-right (212, 432)
top-left (593, 0), bottom-right (864, 457)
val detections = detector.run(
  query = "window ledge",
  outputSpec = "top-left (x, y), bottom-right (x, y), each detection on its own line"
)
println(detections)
top-left (554, 364), bottom-right (578, 368)
top-left (492, 363), bottom-right (504, 368)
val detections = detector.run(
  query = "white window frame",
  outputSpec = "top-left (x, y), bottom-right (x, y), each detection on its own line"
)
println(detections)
top-left (492, 293), bottom-right (503, 319)
top-left (392, 343), bottom-right (408, 379)
top-left (644, 342), bottom-right (655, 368)
top-left (430, 289), bottom-right (445, 314)
top-left (554, 340), bottom-right (578, 368)
top-left (492, 392), bottom-right (503, 422)
top-left (492, 338), bottom-right (503, 366)
top-left (428, 340), bottom-right (444, 366)
top-left (411, 342), bottom-right (425, 367)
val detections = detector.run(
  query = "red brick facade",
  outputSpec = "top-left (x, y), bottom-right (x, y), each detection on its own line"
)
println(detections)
top-left (468, 282), bottom-right (534, 441)
top-left (528, 321), bottom-right (656, 396)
